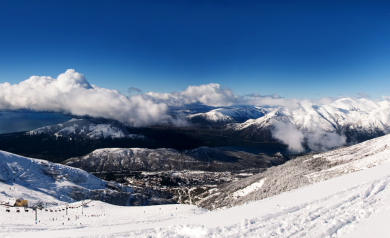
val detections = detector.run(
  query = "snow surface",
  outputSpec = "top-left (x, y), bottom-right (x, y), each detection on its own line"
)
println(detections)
top-left (305, 134), bottom-right (390, 183)
top-left (232, 178), bottom-right (266, 199)
top-left (0, 150), bottom-right (109, 205)
top-left (2, 157), bottom-right (390, 237)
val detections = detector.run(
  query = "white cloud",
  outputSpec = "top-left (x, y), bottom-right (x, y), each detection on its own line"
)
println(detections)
top-left (271, 121), bottom-right (305, 153)
top-left (306, 128), bottom-right (347, 151)
top-left (146, 83), bottom-right (238, 107)
top-left (145, 83), bottom-right (346, 109)
top-left (271, 121), bottom-right (347, 153)
top-left (0, 69), bottom-right (178, 127)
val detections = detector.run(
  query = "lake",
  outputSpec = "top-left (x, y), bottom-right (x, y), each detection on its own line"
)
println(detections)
top-left (0, 111), bottom-right (71, 134)
top-left (218, 146), bottom-right (310, 156)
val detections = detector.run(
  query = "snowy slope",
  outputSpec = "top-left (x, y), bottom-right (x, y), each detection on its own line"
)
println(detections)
top-left (188, 106), bottom-right (273, 124)
top-left (0, 150), bottom-right (174, 207)
top-left (0, 150), bottom-right (106, 205)
top-left (194, 133), bottom-right (390, 210)
top-left (26, 118), bottom-right (146, 140)
top-left (2, 155), bottom-right (390, 237)
top-left (305, 133), bottom-right (390, 183)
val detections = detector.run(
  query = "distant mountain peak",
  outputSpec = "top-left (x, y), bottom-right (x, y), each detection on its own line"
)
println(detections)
top-left (26, 118), bottom-right (147, 140)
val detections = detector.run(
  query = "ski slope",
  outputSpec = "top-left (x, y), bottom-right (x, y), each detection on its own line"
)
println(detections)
top-left (2, 159), bottom-right (390, 237)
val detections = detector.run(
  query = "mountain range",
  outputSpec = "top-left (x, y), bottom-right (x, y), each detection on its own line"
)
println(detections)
top-left (225, 98), bottom-right (390, 142)
top-left (2, 97), bottom-right (390, 164)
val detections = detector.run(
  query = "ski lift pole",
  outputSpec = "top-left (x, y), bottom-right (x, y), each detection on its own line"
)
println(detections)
top-left (82, 200), bottom-right (84, 215)
top-left (66, 204), bottom-right (68, 215)
top-left (35, 208), bottom-right (37, 222)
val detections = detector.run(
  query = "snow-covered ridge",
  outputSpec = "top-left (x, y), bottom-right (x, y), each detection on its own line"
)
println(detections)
top-left (188, 106), bottom-right (273, 124)
top-left (26, 118), bottom-right (146, 140)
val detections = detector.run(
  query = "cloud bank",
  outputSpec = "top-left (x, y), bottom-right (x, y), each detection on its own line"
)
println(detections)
top-left (306, 128), bottom-right (347, 151)
top-left (0, 69), bottom-right (175, 127)
top-left (146, 83), bottom-right (238, 107)
top-left (271, 121), bottom-right (347, 153)
top-left (145, 85), bottom-right (342, 109)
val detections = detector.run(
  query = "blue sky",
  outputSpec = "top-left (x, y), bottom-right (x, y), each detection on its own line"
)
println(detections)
top-left (0, 0), bottom-right (389, 99)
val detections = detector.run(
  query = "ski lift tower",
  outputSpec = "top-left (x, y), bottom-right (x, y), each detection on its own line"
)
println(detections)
top-left (33, 207), bottom-right (37, 222)
top-left (66, 203), bottom-right (69, 215)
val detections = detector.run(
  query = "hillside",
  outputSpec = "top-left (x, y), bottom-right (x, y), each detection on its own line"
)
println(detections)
top-left (0, 150), bottom-right (175, 206)
top-left (192, 133), bottom-right (390, 210)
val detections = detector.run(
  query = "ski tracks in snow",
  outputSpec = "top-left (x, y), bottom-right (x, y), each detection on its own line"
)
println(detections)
top-left (124, 175), bottom-right (390, 238)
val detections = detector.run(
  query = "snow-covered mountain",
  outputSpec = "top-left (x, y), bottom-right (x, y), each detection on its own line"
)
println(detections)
top-left (187, 106), bottom-right (272, 125)
top-left (0, 150), bottom-right (174, 206)
top-left (192, 132), bottom-right (390, 210)
top-left (64, 147), bottom-right (287, 174)
top-left (26, 118), bottom-right (146, 140)
top-left (226, 98), bottom-right (390, 147)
